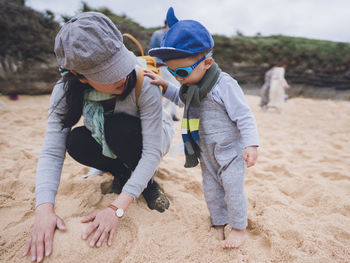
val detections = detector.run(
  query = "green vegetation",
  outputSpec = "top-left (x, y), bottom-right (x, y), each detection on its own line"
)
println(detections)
top-left (5, 0), bottom-right (349, 88)
top-left (58, 2), bottom-right (350, 80)
top-left (0, 0), bottom-right (59, 60)
top-left (213, 35), bottom-right (350, 75)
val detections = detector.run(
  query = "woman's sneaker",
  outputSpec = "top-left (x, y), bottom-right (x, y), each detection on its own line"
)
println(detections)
top-left (107, 173), bottom-right (130, 194)
top-left (142, 180), bottom-right (170, 213)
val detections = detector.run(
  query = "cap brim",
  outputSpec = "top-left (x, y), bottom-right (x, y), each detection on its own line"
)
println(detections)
top-left (149, 47), bottom-right (194, 61)
top-left (84, 45), bottom-right (136, 84)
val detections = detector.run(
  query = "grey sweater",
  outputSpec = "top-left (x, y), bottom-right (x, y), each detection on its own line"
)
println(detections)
top-left (35, 69), bottom-right (174, 207)
top-left (164, 72), bottom-right (259, 148)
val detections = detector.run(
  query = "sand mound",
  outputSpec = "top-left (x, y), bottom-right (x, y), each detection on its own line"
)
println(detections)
top-left (0, 95), bottom-right (349, 262)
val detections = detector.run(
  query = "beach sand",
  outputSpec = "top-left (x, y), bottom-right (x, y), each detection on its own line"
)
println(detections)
top-left (0, 94), bottom-right (349, 262)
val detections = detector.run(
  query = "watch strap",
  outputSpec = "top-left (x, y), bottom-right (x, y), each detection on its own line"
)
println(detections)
top-left (108, 204), bottom-right (118, 211)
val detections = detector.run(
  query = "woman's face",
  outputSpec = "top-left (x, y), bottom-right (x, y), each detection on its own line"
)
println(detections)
top-left (79, 77), bottom-right (127, 95)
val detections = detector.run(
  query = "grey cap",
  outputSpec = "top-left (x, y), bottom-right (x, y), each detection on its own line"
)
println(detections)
top-left (54, 12), bottom-right (136, 83)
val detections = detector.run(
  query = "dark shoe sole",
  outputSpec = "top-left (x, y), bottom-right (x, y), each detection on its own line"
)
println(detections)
top-left (146, 193), bottom-right (170, 213)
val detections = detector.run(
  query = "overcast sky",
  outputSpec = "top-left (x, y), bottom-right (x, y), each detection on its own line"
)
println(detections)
top-left (26, 0), bottom-right (350, 43)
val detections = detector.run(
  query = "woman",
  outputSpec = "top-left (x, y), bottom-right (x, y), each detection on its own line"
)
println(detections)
top-left (24, 12), bottom-right (174, 262)
top-left (268, 62), bottom-right (290, 113)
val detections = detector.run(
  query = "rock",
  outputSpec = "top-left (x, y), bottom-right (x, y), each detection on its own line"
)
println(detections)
top-left (0, 0), bottom-right (60, 95)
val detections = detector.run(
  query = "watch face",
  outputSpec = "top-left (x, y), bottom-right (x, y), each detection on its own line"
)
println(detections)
top-left (116, 208), bottom-right (124, 217)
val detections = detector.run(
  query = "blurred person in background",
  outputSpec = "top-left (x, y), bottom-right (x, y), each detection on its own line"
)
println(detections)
top-left (268, 61), bottom-right (290, 114)
top-left (149, 20), bottom-right (180, 121)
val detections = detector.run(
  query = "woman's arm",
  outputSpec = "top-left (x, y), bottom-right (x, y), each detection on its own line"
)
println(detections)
top-left (24, 81), bottom-right (70, 262)
top-left (122, 78), bottom-right (164, 197)
top-left (80, 79), bottom-right (165, 247)
top-left (36, 82), bottom-right (70, 207)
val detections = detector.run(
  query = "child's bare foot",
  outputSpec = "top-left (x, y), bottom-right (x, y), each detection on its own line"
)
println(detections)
top-left (222, 228), bottom-right (246, 248)
top-left (213, 225), bottom-right (225, 241)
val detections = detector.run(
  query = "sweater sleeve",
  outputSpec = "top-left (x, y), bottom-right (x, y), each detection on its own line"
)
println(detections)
top-left (122, 79), bottom-right (164, 198)
top-left (213, 74), bottom-right (259, 148)
top-left (35, 81), bottom-right (70, 207)
top-left (162, 82), bottom-right (185, 107)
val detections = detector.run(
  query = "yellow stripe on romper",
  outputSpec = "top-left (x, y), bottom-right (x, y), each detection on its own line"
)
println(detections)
top-left (181, 118), bottom-right (200, 132)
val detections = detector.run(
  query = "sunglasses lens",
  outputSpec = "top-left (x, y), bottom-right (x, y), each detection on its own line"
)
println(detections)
top-left (176, 69), bottom-right (189, 78)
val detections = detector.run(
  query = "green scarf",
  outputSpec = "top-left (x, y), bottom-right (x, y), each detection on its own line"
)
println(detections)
top-left (179, 62), bottom-right (221, 168)
top-left (83, 89), bottom-right (117, 159)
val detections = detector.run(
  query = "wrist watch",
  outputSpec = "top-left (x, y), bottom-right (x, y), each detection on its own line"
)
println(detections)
top-left (108, 204), bottom-right (124, 218)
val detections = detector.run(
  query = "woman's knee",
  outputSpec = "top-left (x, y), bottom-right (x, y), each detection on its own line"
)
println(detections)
top-left (66, 126), bottom-right (99, 159)
top-left (104, 113), bottom-right (142, 169)
top-left (104, 113), bottom-right (142, 152)
top-left (105, 113), bottom-right (141, 136)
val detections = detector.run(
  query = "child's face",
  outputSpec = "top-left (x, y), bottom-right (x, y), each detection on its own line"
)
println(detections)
top-left (166, 55), bottom-right (213, 86)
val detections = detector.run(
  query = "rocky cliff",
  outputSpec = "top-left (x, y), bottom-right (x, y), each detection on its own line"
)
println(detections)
top-left (0, 0), bottom-right (61, 95)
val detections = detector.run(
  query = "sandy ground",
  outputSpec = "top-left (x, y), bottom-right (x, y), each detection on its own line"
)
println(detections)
top-left (0, 94), bottom-right (349, 263)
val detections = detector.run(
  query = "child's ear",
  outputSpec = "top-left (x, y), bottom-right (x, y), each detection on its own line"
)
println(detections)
top-left (203, 57), bottom-right (213, 69)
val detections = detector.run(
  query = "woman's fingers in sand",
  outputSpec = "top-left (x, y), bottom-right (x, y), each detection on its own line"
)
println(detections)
top-left (81, 211), bottom-right (97, 223)
top-left (32, 234), bottom-right (44, 262)
top-left (82, 221), bottom-right (98, 241)
top-left (23, 223), bottom-right (55, 262)
top-left (107, 228), bottom-right (116, 246)
top-left (24, 204), bottom-right (65, 262)
top-left (23, 238), bottom-right (31, 256)
top-left (81, 208), bottom-right (118, 247)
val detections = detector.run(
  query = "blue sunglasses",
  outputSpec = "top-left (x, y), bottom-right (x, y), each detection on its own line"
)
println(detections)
top-left (167, 51), bottom-right (213, 78)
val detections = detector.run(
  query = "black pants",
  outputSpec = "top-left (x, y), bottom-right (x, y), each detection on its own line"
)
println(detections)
top-left (66, 113), bottom-right (143, 182)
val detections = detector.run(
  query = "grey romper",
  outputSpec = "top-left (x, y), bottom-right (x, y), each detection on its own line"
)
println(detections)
top-left (165, 72), bottom-right (259, 230)
top-left (199, 95), bottom-right (247, 229)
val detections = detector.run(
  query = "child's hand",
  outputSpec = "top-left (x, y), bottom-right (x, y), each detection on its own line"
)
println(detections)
top-left (244, 146), bottom-right (258, 168)
top-left (144, 70), bottom-right (169, 91)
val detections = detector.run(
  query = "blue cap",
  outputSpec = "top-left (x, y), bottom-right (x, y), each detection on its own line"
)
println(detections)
top-left (149, 7), bottom-right (214, 61)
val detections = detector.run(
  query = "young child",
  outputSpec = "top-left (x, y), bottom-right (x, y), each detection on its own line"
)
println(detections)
top-left (145, 7), bottom-right (259, 248)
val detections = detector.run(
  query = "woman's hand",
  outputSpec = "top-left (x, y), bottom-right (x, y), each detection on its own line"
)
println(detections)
top-left (81, 208), bottom-right (118, 247)
top-left (23, 203), bottom-right (66, 262)
top-left (244, 146), bottom-right (258, 168)
top-left (144, 69), bottom-right (169, 91)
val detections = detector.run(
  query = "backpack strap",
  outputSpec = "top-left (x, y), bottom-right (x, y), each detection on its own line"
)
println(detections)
top-left (123, 33), bottom-right (144, 56)
top-left (135, 66), bottom-right (144, 105)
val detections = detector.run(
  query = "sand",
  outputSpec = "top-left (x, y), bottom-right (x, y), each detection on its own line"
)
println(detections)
top-left (0, 94), bottom-right (350, 263)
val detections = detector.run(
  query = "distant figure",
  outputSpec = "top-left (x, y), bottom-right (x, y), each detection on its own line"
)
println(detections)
top-left (268, 62), bottom-right (290, 113)
top-left (149, 20), bottom-right (180, 121)
top-left (259, 66), bottom-right (275, 111)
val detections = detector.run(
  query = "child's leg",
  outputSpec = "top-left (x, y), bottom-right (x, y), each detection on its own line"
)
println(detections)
top-left (213, 225), bottom-right (225, 241)
top-left (201, 160), bottom-right (229, 239)
top-left (221, 154), bottom-right (247, 248)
